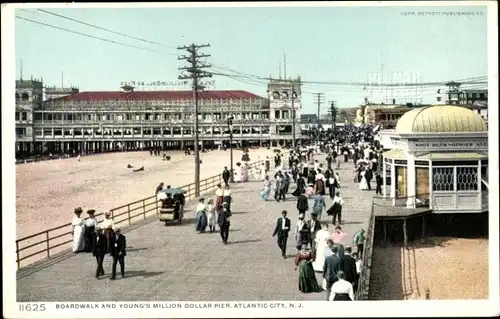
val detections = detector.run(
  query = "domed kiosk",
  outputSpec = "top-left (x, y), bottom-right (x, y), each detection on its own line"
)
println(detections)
top-left (379, 104), bottom-right (488, 213)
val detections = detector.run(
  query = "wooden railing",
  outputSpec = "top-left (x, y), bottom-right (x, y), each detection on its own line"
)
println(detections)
top-left (15, 154), bottom-right (284, 269)
top-left (356, 201), bottom-right (376, 300)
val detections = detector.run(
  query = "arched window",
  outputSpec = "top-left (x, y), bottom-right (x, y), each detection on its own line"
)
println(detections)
top-left (292, 91), bottom-right (298, 98)
top-left (15, 93), bottom-right (20, 100)
top-left (21, 93), bottom-right (29, 101)
top-left (272, 91), bottom-right (280, 99)
top-left (282, 91), bottom-right (289, 99)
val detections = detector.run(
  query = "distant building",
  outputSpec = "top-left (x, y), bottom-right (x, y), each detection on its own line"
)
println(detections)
top-left (443, 81), bottom-right (488, 105)
top-left (45, 86), bottom-right (80, 101)
top-left (14, 76), bottom-right (310, 158)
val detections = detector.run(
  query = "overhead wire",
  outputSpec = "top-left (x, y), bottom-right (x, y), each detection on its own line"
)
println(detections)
top-left (36, 8), bottom-right (179, 51)
top-left (17, 10), bottom-right (489, 92)
top-left (15, 16), bottom-right (176, 56)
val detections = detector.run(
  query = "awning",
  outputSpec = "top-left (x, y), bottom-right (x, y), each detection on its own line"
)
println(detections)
top-left (416, 152), bottom-right (488, 160)
top-left (383, 148), bottom-right (406, 160)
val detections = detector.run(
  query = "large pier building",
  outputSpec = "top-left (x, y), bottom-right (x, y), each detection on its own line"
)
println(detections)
top-left (15, 77), bottom-right (307, 157)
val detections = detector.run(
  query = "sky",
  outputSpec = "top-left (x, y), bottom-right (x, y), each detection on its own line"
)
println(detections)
top-left (13, 3), bottom-right (489, 113)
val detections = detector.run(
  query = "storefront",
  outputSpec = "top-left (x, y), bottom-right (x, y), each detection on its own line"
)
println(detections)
top-left (380, 105), bottom-right (488, 213)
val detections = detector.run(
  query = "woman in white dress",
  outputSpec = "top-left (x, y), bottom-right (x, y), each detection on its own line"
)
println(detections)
top-left (234, 165), bottom-right (242, 182)
top-left (260, 163), bottom-right (267, 181)
top-left (206, 199), bottom-right (217, 233)
top-left (313, 223), bottom-right (331, 272)
top-left (359, 169), bottom-right (369, 191)
top-left (71, 207), bottom-right (85, 253)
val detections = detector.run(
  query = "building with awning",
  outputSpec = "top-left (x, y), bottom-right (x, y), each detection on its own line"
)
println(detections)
top-left (379, 104), bottom-right (488, 214)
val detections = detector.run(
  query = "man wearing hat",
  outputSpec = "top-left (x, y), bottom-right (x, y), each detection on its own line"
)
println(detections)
top-left (272, 210), bottom-right (291, 258)
top-left (339, 246), bottom-right (358, 293)
top-left (101, 212), bottom-right (115, 253)
top-left (110, 228), bottom-right (127, 280)
top-left (92, 228), bottom-right (108, 279)
top-left (84, 209), bottom-right (97, 253)
top-left (218, 202), bottom-right (231, 244)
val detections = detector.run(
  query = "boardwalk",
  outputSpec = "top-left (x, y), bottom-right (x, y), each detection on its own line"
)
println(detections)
top-left (17, 155), bottom-right (376, 301)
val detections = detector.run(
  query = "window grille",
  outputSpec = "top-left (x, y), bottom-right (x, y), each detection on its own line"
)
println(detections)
top-left (457, 167), bottom-right (478, 191)
top-left (432, 167), bottom-right (454, 191)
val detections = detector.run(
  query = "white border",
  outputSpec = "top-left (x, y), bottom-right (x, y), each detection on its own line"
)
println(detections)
top-left (2, 1), bottom-right (499, 318)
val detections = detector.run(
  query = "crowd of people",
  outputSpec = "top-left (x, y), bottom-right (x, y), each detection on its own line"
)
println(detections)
top-left (264, 124), bottom-right (382, 301)
top-left (71, 208), bottom-right (127, 280)
top-left (68, 126), bottom-right (379, 295)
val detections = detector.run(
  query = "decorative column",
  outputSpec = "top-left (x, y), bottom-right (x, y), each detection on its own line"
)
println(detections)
top-left (390, 162), bottom-right (396, 199)
top-left (477, 160), bottom-right (482, 208)
top-left (406, 152), bottom-right (416, 208)
top-left (383, 162), bottom-right (388, 198)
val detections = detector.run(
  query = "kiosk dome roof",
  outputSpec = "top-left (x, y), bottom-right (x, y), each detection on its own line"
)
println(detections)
top-left (395, 105), bottom-right (487, 133)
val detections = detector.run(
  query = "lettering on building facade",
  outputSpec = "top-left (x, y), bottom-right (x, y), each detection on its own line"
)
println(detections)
top-left (409, 140), bottom-right (488, 151)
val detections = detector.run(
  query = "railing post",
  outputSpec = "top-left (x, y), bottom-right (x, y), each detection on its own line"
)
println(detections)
top-left (16, 241), bottom-right (20, 269)
top-left (155, 196), bottom-right (159, 218)
top-left (46, 231), bottom-right (50, 258)
top-left (127, 204), bottom-right (131, 225)
top-left (142, 199), bottom-right (146, 218)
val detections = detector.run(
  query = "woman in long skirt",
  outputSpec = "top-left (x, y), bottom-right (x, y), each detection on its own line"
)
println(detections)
top-left (206, 199), bottom-right (217, 233)
top-left (71, 207), bottom-right (85, 253)
top-left (294, 244), bottom-right (320, 293)
top-left (214, 184), bottom-right (224, 211)
top-left (223, 185), bottom-right (232, 212)
top-left (260, 176), bottom-right (271, 200)
top-left (195, 198), bottom-right (208, 233)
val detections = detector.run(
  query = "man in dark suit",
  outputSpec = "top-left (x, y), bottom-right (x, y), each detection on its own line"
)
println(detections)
top-left (218, 202), bottom-right (231, 244)
top-left (339, 246), bottom-right (357, 291)
top-left (272, 210), bottom-right (291, 259)
top-left (222, 167), bottom-right (231, 187)
top-left (296, 189), bottom-right (309, 215)
top-left (323, 244), bottom-right (341, 301)
top-left (110, 228), bottom-right (127, 280)
top-left (365, 168), bottom-right (373, 190)
top-left (375, 173), bottom-right (383, 195)
top-left (92, 228), bottom-right (108, 279)
top-left (307, 213), bottom-right (322, 253)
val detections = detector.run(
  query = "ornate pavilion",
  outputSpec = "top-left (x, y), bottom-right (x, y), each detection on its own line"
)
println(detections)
top-left (379, 104), bottom-right (488, 214)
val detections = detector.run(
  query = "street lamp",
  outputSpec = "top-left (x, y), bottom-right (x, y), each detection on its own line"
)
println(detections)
top-left (227, 115), bottom-right (234, 183)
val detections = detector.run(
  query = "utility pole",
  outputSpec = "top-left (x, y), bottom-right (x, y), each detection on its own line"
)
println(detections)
top-left (291, 81), bottom-right (296, 149)
top-left (178, 43), bottom-right (212, 197)
top-left (313, 93), bottom-right (325, 123)
top-left (328, 100), bottom-right (337, 129)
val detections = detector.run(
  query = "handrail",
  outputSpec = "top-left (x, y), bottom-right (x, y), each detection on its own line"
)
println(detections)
top-left (372, 193), bottom-right (431, 208)
top-left (356, 199), bottom-right (376, 300)
top-left (15, 152), bottom-right (288, 269)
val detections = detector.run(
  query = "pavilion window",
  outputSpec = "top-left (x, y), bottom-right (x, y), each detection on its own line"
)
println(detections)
top-left (15, 112), bottom-right (20, 121)
top-left (54, 113), bottom-right (62, 121)
top-left (43, 128), bottom-right (52, 136)
top-left (73, 129), bottom-right (82, 136)
top-left (456, 167), bottom-right (478, 191)
top-left (282, 110), bottom-right (290, 119)
top-left (22, 112), bottom-right (28, 121)
top-left (432, 167), bottom-right (454, 191)
top-left (125, 114), bottom-right (131, 121)
top-left (275, 111), bottom-right (280, 119)
top-left (35, 129), bottom-right (42, 137)
top-left (54, 129), bottom-right (63, 136)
